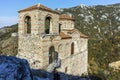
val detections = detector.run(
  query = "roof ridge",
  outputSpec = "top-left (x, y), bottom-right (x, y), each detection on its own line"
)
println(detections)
top-left (60, 32), bottom-right (72, 39)
top-left (18, 4), bottom-right (59, 14)
top-left (59, 14), bottom-right (74, 21)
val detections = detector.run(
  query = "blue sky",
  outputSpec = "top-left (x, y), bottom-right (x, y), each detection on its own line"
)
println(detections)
top-left (0, 0), bottom-right (120, 28)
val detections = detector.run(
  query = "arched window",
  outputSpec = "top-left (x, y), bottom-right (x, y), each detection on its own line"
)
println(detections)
top-left (25, 16), bottom-right (31, 34)
top-left (45, 17), bottom-right (51, 34)
top-left (71, 42), bottom-right (74, 55)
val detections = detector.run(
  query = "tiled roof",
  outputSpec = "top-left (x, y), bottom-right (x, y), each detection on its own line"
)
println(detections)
top-left (18, 4), bottom-right (59, 14)
top-left (59, 14), bottom-right (74, 21)
top-left (60, 32), bottom-right (72, 39)
top-left (80, 32), bottom-right (88, 38)
top-left (67, 29), bottom-right (88, 38)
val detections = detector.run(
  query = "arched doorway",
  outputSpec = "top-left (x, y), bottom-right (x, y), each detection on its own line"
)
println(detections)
top-left (71, 42), bottom-right (74, 55)
top-left (49, 46), bottom-right (55, 64)
top-left (25, 16), bottom-right (31, 34)
top-left (45, 17), bottom-right (52, 34)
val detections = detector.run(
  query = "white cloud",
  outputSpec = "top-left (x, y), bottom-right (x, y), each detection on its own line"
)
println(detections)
top-left (0, 16), bottom-right (18, 28)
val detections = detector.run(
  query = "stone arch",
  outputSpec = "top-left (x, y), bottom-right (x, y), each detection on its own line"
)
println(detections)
top-left (71, 29), bottom-right (80, 36)
top-left (23, 14), bottom-right (33, 34)
top-left (45, 14), bottom-right (53, 34)
top-left (49, 46), bottom-right (55, 64)
top-left (58, 44), bottom-right (62, 53)
top-left (25, 16), bottom-right (31, 33)
top-left (71, 31), bottom-right (80, 45)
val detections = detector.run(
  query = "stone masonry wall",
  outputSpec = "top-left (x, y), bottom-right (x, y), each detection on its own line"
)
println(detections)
top-left (17, 35), bottom-right (43, 69)
top-left (38, 10), bottom-right (59, 34)
top-left (18, 9), bottom-right (59, 36)
top-left (59, 20), bottom-right (74, 30)
top-left (18, 10), bottom-right (40, 35)
top-left (18, 9), bottom-right (60, 69)
top-left (40, 35), bottom-right (61, 68)
top-left (57, 39), bottom-right (72, 60)
top-left (57, 38), bottom-right (88, 76)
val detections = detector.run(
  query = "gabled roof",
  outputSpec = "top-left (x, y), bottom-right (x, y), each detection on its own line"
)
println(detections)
top-left (60, 32), bottom-right (72, 39)
top-left (18, 4), bottom-right (60, 14)
top-left (59, 14), bottom-right (74, 21)
top-left (67, 29), bottom-right (88, 38)
top-left (79, 32), bottom-right (88, 38)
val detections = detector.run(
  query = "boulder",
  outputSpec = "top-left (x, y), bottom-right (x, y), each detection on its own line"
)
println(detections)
top-left (0, 56), bottom-right (33, 80)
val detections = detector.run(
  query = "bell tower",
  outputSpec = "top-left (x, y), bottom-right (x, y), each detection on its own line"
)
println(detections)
top-left (17, 4), bottom-right (60, 69)
top-left (18, 3), bottom-right (60, 36)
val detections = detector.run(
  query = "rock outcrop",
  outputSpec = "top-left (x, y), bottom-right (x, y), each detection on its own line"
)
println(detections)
top-left (0, 56), bottom-right (33, 80)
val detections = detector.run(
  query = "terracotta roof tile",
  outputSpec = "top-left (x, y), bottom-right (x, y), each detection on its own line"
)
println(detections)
top-left (60, 32), bottom-right (72, 39)
top-left (67, 29), bottom-right (88, 38)
top-left (80, 32), bottom-right (88, 38)
top-left (59, 14), bottom-right (74, 21)
top-left (18, 4), bottom-right (59, 14)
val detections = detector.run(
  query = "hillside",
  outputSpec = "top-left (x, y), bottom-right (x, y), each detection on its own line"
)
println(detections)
top-left (0, 3), bottom-right (120, 80)
top-left (56, 3), bottom-right (120, 79)
top-left (57, 3), bottom-right (120, 38)
top-left (0, 24), bottom-right (18, 56)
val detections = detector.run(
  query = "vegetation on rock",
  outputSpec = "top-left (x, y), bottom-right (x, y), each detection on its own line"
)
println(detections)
top-left (0, 24), bottom-right (18, 56)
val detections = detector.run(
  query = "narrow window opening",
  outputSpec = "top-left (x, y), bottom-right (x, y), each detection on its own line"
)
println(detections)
top-left (25, 16), bottom-right (31, 34)
top-left (59, 24), bottom-right (61, 33)
top-left (45, 17), bottom-right (51, 34)
top-left (71, 42), bottom-right (74, 55)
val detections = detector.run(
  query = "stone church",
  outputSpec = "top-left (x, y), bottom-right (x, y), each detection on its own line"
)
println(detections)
top-left (17, 4), bottom-right (88, 76)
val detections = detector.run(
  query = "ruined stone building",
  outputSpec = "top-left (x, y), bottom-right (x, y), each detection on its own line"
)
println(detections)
top-left (17, 4), bottom-right (88, 76)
